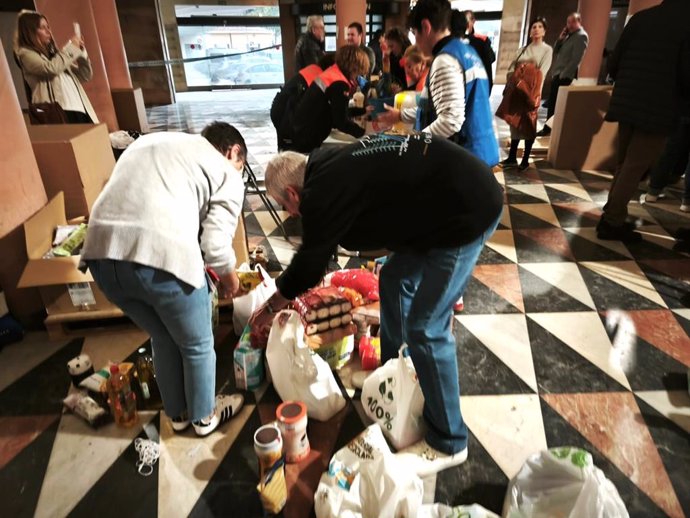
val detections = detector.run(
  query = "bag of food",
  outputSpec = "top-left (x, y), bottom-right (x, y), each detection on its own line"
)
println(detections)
top-left (361, 345), bottom-right (426, 450)
top-left (232, 264), bottom-right (275, 335)
top-left (265, 310), bottom-right (346, 421)
top-left (503, 448), bottom-right (629, 518)
top-left (329, 269), bottom-right (379, 302)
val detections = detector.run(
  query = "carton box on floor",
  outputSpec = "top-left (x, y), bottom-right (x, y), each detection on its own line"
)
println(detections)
top-left (28, 123), bottom-right (115, 220)
top-left (17, 192), bottom-right (117, 316)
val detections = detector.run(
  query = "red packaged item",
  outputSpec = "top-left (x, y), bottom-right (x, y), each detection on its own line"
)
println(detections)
top-left (331, 270), bottom-right (379, 302)
top-left (359, 336), bottom-right (381, 371)
top-left (338, 287), bottom-right (365, 308)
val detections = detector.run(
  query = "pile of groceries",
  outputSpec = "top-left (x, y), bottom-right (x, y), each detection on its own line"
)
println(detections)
top-left (62, 348), bottom-right (158, 429)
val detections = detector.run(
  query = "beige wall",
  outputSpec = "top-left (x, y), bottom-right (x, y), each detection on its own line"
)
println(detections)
top-left (0, 39), bottom-right (48, 324)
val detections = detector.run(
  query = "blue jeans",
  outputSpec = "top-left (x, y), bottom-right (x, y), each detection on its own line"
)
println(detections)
top-left (379, 215), bottom-right (500, 455)
top-left (88, 260), bottom-right (215, 421)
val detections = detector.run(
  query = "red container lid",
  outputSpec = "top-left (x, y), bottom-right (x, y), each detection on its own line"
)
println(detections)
top-left (276, 401), bottom-right (307, 425)
top-left (109, 364), bottom-right (119, 374)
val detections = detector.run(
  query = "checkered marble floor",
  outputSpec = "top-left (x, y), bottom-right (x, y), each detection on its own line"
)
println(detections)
top-left (2, 91), bottom-right (690, 518)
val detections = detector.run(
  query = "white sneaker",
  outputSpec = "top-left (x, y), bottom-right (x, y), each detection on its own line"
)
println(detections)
top-left (171, 413), bottom-right (190, 433)
top-left (681, 202), bottom-right (690, 213)
top-left (644, 193), bottom-right (659, 203)
top-left (396, 439), bottom-right (468, 478)
top-left (193, 394), bottom-right (244, 437)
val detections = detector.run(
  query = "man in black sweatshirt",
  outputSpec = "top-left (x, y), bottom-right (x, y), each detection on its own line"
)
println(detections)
top-left (250, 133), bottom-right (503, 477)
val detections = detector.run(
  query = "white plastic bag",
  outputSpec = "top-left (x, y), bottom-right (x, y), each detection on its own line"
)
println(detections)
top-left (359, 452), bottom-right (424, 518)
top-left (418, 504), bottom-right (500, 518)
top-left (503, 448), bottom-right (629, 518)
top-left (265, 310), bottom-right (346, 421)
top-left (361, 345), bottom-right (425, 450)
top-left (232, 263), bottom-right (275, 335)
top-left (314, 424), bottom-right (391, 518)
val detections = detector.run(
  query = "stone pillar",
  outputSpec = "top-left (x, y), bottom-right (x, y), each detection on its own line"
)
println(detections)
top-left (628, 0), bottom-right (662, 16)
top-left (0, 40), bottom-right (48, 324)
top-left (280, 3), bottom-right (297, 81)
top-left (336, 0), bottom-right (366, 49)
top-left (577, 0), bottom-right (612, 81)
top-left (35, 0), bottom-right (120, 130)
top-left (495, 0), bottom-right (528, 84)
top-left (90, 0), bottom-right (132, 89)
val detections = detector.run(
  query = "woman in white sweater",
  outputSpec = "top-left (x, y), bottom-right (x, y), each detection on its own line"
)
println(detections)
top-left (81, 122), bottom-right (247, 436)
top-left (501, 17), bottom-right (553, 170)
top-left (14, 10), bottom-right (98, 124)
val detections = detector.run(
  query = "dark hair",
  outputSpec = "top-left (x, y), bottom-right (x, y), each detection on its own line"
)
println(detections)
top-left (15, 10), bottom-right (54, 57)
top-left (318, 52), bottom-right (335, 70)
top-left (384, 27), bottom-right (411, 51)
top-left (347, 22), bottom-right (363, 35)
top-left (407, 0), bottom-right (451, 33)
top-left (201, 121), bottom-right (247, 160)
top-left (530, 16), bottom-right (548, 31)
top-left (450, 9), bottom-right (467, 38)
top-left (369, 28), bottom-right (384, 46)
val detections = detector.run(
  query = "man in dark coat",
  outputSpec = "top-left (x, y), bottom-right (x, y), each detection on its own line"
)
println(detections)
top-left (294, 15), bottom-right (325, 70)
top-left (597, 0), bottom-right (690, 241)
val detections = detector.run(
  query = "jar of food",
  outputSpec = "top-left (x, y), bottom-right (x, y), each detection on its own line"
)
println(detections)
top-left (276, 401), bottom-right (310, 463)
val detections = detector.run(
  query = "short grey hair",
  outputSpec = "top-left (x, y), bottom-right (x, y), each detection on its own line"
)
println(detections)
top-left (264, 152), bottom-right (308, 200)
top-left (307, 15), bottom-right (324, 33)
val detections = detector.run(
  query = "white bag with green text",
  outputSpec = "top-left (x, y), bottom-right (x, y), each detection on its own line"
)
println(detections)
top-left (361, 345), bottom-right (425, 450)
top-left (503, 448), bottom-right (629, 518)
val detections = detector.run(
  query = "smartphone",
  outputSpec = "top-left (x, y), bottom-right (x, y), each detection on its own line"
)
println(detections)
top-left (73, 22), bottom-right (81, 38)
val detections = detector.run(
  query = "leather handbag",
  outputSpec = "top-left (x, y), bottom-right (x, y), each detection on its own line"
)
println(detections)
top-left (28, 82), bottom-right (68, 124)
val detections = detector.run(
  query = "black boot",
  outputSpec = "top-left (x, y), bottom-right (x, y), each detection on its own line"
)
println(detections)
top-left (500, 139), bottom-right (519, 168)
top-left (519, 139), bottom-right (534, 170)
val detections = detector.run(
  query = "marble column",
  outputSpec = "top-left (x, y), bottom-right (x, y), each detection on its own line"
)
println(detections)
top-left (90, 0), bottom-right (132, 89)
top-left (577, 0), bottom-right (612, 81)
top-left (35, 0), bottom-right (119, 130)
top-left (0, 40), bottom-right (48, 324)
top-left (336, 0), bottom-right (366, 49)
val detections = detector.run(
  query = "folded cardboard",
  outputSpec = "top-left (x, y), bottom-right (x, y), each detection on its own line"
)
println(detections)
top-left (28, 123), bottom-right (115, 220)
top-left (17, 192), bottom-right (118, 315)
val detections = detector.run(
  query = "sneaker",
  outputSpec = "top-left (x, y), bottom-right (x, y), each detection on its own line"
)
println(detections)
top-left (596, 219), bottom-right (642, 242)
top-left (192, 394), bottom-right (244, 437)
top-left (643, 193), bottom-right (659, 203)
top-left (453, 297), bottom-right (464, 313)
top-left (171, 413), bottom-right (190, 433)
top-left (680, 202), bottom-right (690, 213)
top-left (396, 439), bottom-right (468, 478)
top-left (499, 158), bottom-right (518, 168)
top-left (536, 126), bottom-right (551, 137)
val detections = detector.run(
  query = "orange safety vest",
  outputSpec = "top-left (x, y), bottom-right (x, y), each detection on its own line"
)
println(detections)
top-left (299, 64), bottom-right (322, 87)
top-left (314, 64), bottom-right (351, 92)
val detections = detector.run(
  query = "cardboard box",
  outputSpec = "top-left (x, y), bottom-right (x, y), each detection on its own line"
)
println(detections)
top-left (111, 88), bottom-right (150, 133)
top-left (233, 212), bottom-right (250, 266)
top-left (17, 192), bottom-right (118, 316)
top-left (547, 86), bottom-right (618, 172)
top-left (28, 123), bottom-right (115, 220)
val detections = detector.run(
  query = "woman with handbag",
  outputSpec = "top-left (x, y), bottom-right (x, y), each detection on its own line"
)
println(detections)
top-left (497, 17), bottom-right (552, 170)
top-left (14, 10), bottom-right (98, 124)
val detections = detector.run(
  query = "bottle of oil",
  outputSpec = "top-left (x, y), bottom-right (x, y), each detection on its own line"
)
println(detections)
top-left (135, 348), bottom-right (156, 401)
top-left (107, 364), bottom-right (137, 427)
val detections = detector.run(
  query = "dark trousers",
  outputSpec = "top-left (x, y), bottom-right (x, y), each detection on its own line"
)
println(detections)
top-left (648, 117), bottom-right (690, 198)
top-left (603, 123), bottom-right (668, 226)
top-left (64, 110), bottom-right (92, 124)
top-left (546, 76), bottom-right (573, 122)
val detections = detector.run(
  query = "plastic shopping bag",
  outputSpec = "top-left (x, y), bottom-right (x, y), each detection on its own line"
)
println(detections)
top-left (361, 345), bottom-right (425, 450)
top-left (232, 263), bottom-right (275, 335)
top-left (418, 504), bottom-right (500, 518)
top-left (359, 451), bottom-right (424, 518)
top-left (314, 424), bottom-right (391, 518)
top-left (265, 310), bottom-right (346, 421)
top-left (503, 447), bottom-right (629, 518)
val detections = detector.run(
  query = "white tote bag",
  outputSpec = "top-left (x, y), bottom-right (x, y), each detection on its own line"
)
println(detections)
top-left (232, 264), bottom-right (276, 335)
top-left (361, 345), bottom-right (426, 451)
top-left (266, 310), bottom-right (346, 421)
